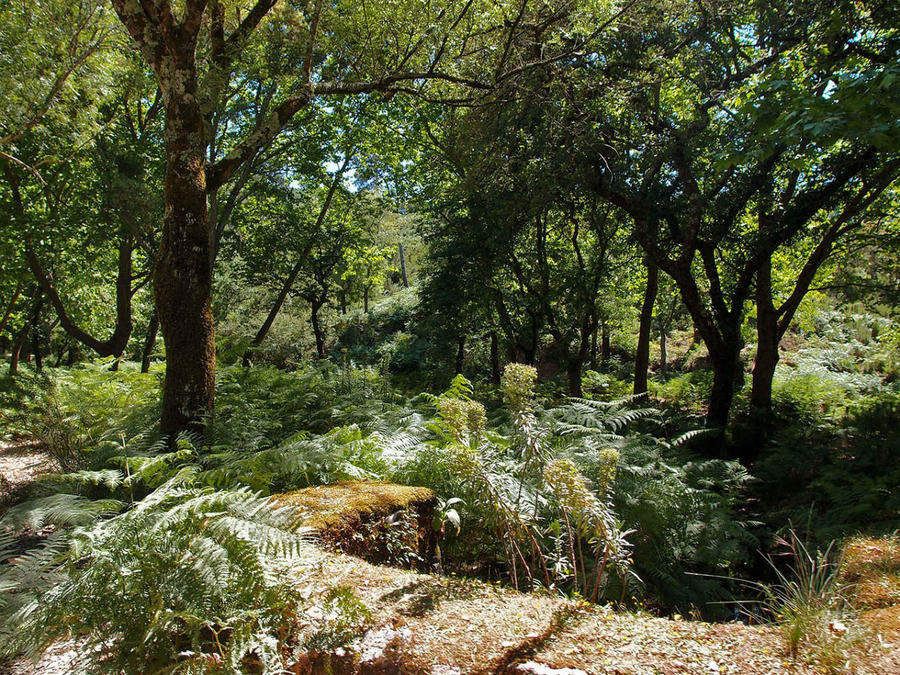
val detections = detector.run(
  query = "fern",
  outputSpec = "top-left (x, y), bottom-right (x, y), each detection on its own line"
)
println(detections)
top-left (1, 476), bottom-right (315, 674)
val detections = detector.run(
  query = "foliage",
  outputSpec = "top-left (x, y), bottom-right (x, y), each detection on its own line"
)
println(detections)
top-left (1, 475), bottom-right (314, 674)
top-left (0, 365), bottom-right (160, 470)
top-left (305, 586), bottom-right (373, 651)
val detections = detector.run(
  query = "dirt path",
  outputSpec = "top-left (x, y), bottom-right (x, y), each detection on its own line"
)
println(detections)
top-left (0, 439), bottom-right (52, 511)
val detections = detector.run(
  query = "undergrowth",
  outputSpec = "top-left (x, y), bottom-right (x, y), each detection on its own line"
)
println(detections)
top-left (0, 358), bottom-right (763, 671)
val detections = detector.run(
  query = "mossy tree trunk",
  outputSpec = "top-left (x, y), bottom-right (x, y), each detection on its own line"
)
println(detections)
top-left (155, 58), bottom-right (216, 436)
top-left (111, 1), bottom-right (216, 436)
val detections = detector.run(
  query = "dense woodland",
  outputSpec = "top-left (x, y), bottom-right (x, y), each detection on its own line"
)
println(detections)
top-left (0, 0), bottom-right (899, 672)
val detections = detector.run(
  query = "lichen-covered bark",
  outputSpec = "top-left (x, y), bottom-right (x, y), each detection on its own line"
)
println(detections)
top-left (155, 52), bottom-right (216, 436)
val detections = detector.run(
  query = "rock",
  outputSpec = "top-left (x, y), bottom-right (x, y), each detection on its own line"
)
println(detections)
top-left (273, 481), bottom-right (437, 568)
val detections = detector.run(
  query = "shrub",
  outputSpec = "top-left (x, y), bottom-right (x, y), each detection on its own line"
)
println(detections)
top-left (1, 366), bottom-right (160, 471)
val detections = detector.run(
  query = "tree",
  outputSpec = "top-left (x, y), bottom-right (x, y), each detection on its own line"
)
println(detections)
top-left (572, 0), bottom-right (900, 435)
top-left (110, 0), bottom-right (568, 436)
top-left (1, 67), bottom-right (161, 366)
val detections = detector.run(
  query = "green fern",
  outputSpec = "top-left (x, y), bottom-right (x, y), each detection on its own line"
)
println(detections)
top-left (1, 477), bottom-right (315, 674)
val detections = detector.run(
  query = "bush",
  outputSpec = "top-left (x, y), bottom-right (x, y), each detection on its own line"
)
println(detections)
top-left (737, 531), bottom-right (871, 673)
top-left (648, 370), bottom-right (713, 413)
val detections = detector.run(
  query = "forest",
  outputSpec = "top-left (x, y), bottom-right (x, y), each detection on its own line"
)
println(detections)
top-left (0, 0), bottom-right (898, 673)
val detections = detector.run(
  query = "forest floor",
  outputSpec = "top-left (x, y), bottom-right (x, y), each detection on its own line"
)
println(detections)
top-left (0, 439), bottom-right (51, 511)
top-left (2, 443), bottom-right (899, 675)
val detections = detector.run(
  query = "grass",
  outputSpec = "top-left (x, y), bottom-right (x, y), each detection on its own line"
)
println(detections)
top-left (750, 531), bottom-right (876, 673)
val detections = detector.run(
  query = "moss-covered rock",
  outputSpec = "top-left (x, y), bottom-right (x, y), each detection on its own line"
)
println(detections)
top-left (273, 481), bottom-right (437, 569)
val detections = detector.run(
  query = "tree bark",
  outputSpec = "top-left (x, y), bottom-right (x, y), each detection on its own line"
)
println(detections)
top-left (455, 335), bottom-right (465, 375)
top-left (9, 324), bottom-right (28, 375)
top-left (54, 340), bottom-right (68, 367)
top-left (706, 339), bottom-right (743, 432)
top-left (751, 257), bottom-right (779, 413)
top-left (155, 61), bottom-right (216, 437)
top-left (398, 242), bottom-right (409, 288)
top-left (310, 298), bottom-right (326, 359)
top-left (363, 285), bottom-right (370, 313)
top-left (490, 331), bottom-right (501, 384)
top-left (634, 261), bottom-right (658, 395)
top-left (567, 358), bottom-right (584, 397)
top-left (600, 321), bottom-right (610, 362)
top-left (141, 310), bottom-right (160, 373)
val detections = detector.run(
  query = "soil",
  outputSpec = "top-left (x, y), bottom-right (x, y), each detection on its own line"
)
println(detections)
top-left (0, 440), bottom-right (52, 513)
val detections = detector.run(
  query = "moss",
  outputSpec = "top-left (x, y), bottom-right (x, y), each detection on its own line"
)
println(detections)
top-left (272, 481), bottom-right (435, 534)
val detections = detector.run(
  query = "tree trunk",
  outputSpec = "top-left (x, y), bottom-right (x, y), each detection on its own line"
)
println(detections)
top-left (707, 344), bottom-right (742, 431)
top-left (398, 242), bottom-right (409, 288)
top-left (340, 291), bottom-right (347, 315)
top-left (363, 286), bottom-right (370, 313)
top-left (155, 73), bottom-right (216, 437)
top-left (590, 324), bottom-right (598, 369)
top-left (30, 294), bottom-right (44, 372)
top-left (0, 279), bottom-right (22, 337)
top-left (490, 331), bottom-right (501, 384)
top-left (32, 338), bottom-right (43, 372)
top-left (634, 261), bottom-right (658, 395)
top-left (600, 321), bottom-right (611, 362)
top-left (54, 341), bottom-right (68, 367)
top-left (751, 257), bottom-right (779, 414)
top-left (455, 335), bottom-right (465, 375)
top-left (311, 299), bottom-right (326, 359)
top-left (9, 325), bottom-right (28, 375)
top-left (141, 310), bottom-right (160, 373)
top-left (659, 330), bottom-right (668, 376)
top-left (567, 358), bottom-right (583, 397)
